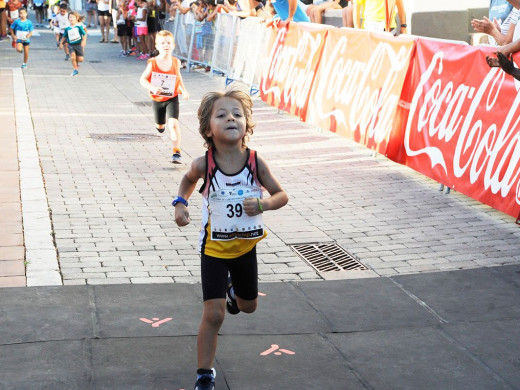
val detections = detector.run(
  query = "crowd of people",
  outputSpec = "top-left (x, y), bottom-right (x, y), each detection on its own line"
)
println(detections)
top-left (1, 0), bottom-right (411, 68)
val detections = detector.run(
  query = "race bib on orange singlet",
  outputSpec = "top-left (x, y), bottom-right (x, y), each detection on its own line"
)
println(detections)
top-left (10, 9), bottom-right (19, 19)
top-left (209, 186), bottom-right (264, 241)
top-left (151, 72), bottom-right (176, 97)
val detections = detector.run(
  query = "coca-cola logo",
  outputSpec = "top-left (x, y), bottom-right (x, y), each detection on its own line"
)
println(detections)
top-left (311, 33), bottom-right (412, 144)
top-left (405, 50), bottom-right (520, 204)
top-left (261, 26), bottom-right (325, 112)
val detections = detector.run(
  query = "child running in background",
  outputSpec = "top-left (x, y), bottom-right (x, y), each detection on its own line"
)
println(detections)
top-left (59, 11), bottom-right (87, 76)
top-left (139, 30), bottom-right (189, 163)
top-left (54, 4), bottom-right (70, 59)
top-left (10, 7), bottom-right (33, 68)
top-left (173, 90), bottom-right (289, 390)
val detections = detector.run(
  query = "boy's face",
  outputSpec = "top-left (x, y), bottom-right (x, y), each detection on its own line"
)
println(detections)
top-left (60, 8), bottom-right (67, 15)
top-left (155, 35), bottom-right (174, 54)
top-left (207, 97), bottom-right (247, 144)
top-left (19, 10), bottom-right (27, 19)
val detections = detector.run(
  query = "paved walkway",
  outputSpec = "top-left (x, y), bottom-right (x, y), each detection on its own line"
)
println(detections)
top-left (0, 19), bottom-right (520, 390)
top-left (1, 27), bottom-right (519, 287)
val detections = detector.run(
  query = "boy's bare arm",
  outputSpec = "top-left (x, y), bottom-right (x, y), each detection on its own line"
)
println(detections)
top-left (175, 156), bottom-right (205, 226)
top-left (243, 154), bottom-right (288, 216)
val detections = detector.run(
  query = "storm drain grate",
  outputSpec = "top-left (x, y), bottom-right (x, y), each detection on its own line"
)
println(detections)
top-left (290, 242), bottom-right (367, 273)
top-left (89, 133), bottom-right (161, 141)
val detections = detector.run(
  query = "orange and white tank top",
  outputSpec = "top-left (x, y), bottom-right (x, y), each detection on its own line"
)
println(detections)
top-left (146, 56), bottom-right (181, 102)
top-left (198, 148), bottom-right (267, 259)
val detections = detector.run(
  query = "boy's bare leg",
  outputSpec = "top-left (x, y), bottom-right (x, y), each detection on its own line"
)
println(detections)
top-left (197, 299), bottom-right (225, 369)
top-left (23, 44), bottom-right (29, 63)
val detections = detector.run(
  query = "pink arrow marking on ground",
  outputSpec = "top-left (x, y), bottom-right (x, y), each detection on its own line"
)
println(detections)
top-left (139, 317), bottom-right (173, 327)
top-left (260, 344), bottom-right (295, 356)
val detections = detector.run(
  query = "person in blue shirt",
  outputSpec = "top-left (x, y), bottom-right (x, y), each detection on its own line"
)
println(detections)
top-left (270, 0), bottom-right (310, 23)
top-left (9, 7), bottom-right (33, 69)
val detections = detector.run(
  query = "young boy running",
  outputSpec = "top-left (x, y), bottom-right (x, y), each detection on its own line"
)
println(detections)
top-left (174, 90), bottom-right (289, 390)
top-left (59, 11), bottom-right (87, 76)
top-left (10, 7), bottom-right (33, 68)
top-left (139, 30), bottom-right (189, 164)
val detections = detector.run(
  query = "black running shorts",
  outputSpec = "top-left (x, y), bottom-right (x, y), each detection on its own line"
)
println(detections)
top-left (152, 95), bottom-right (179, 125)
top-left (201, 246), bottom-right (258, 302)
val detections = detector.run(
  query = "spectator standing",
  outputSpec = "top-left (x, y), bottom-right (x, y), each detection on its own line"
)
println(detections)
top-left (269, 0), bottom-right (310, 22)
top-left (97, 0), bottom-right (111, 42)
top-left (306, 0), bottom-right (345, 24)
top-left (146, 0), bottom-right (158, 52)
top-left (0, 0), bottom-right (8, 40)
top-left (115, 0), bottom-right (131, 54)
top-left (33, 0), bottom-right (45, 26)
top-left (86, 0), bottom-right (97, 27)
top-left (471, 0), bottom-right (518, 45)
top-left (134, 0), bottom-right (149, 58)
top-left (109, 0), bottom-right (120, 42)
top-left (352, 0), bottom-right (407, 35)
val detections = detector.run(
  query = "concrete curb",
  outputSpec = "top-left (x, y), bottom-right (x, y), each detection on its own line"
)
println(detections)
top-left (13, 68), bottom-right (62, 286)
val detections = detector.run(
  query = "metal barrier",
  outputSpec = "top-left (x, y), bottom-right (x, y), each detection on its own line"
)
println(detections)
top-left (164, 11), bottom-right (270, 93)
top-left (211, 13), bottom-right (239, 77)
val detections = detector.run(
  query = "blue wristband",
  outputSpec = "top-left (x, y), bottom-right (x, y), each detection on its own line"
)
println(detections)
top-left (172, 196), bottom-right (188, 207)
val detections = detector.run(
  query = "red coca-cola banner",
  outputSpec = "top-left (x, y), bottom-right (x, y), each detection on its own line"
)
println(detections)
top-left (392, 38), bottom-right (520, 219)
top-left (305, 28), bottom-right (415, 155)
top-left (260, 22), bottom-right (330, 120)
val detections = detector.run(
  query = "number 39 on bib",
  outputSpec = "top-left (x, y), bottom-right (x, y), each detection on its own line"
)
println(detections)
top-left (209, 186), bottom-right (264, 241)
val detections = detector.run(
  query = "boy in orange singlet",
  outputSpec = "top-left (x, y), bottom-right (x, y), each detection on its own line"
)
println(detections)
top-left (139, 29), bottom-right (189, 163)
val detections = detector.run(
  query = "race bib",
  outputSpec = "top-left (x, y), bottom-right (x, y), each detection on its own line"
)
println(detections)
top-left (209, 186), bottom-right (264, 241)
top-left (10, 9), bottom-right (19, 19)
top-left (16, 30), bottom-right (28, 41)
top-left (151, 72), bottom-right (176, 97)
top-left (67, 27), bottom-right (81, 42)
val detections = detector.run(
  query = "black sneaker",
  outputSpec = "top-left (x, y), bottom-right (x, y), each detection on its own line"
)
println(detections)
top-left (194, 374), bottom-right (215, 390)
top-left (226, 276), bottom-right (240, 315)
top-left (156, 127), bottom-right (165, 133)
top-left (171, 152), bottom-right (182, 164)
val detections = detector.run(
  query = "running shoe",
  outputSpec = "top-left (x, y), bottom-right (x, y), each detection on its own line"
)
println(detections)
top-left (226, 276), bottom-right (240, 315)
top-left (136, 54), bottom-right (147, 60)
top-left (71, 69), bottom-right (79, 76)
top-left (193, 374), bottom-right (215, 390)
top-left (171, 152), bottom-right (182, 164)
top-left (64, 54), bottom-right (70, 61)
top-left (21, 63), bottom-right (27, 69)
top-left (156, 127), bottom-right (165, 133)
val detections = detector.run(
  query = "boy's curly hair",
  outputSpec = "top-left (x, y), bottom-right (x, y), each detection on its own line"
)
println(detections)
top-left (197, 90), bottom-right (255, 149)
